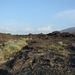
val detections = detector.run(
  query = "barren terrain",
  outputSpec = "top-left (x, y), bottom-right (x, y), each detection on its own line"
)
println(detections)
top-left (0, 31), bottom-right (75, 75)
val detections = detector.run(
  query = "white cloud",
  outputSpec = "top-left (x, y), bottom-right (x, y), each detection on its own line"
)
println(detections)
top-left (56, 10), bottom-right (75, 17)
top-left (0, 25), bottom-right (52, 34)
top-left (0, 27), bottom-right (33, 34)
top-left (17, 28), bottom-right (33, 33)
top-left (37, 25), bottom-right (52, 32)
top-left (55, 9), bottom-right (75, 24)
top-left (24, 28), bottom-right (33, 31)
top-left (0, 27), bottom-right (16, 33)
top-left (19, 28), bottom-right (33, 32)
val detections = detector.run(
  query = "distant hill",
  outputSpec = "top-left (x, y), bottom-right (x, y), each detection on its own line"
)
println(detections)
top-left (60, 27), bottom-right (75, 34)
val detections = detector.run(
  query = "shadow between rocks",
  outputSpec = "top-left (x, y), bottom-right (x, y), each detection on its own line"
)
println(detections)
top-left (0, 69), bottom-right (12, 75)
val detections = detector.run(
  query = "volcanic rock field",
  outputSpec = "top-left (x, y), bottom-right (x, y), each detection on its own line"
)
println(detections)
top-left (0, 31), bottom-right (75, 75)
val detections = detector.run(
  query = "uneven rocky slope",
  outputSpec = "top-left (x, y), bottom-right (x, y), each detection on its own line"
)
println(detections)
top-left (0, 31), bottom-right (75, 75)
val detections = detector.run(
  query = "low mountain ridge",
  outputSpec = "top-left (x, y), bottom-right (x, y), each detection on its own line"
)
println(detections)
top-left (60, 27), bottom-right (75, 34)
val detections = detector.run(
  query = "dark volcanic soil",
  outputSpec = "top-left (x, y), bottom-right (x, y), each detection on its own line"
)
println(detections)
top-left (0, 31), bottom-right (75, 75)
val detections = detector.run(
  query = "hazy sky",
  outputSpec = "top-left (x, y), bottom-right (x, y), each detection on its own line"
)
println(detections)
top-left (0, 0), bottom-right (75, 34)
